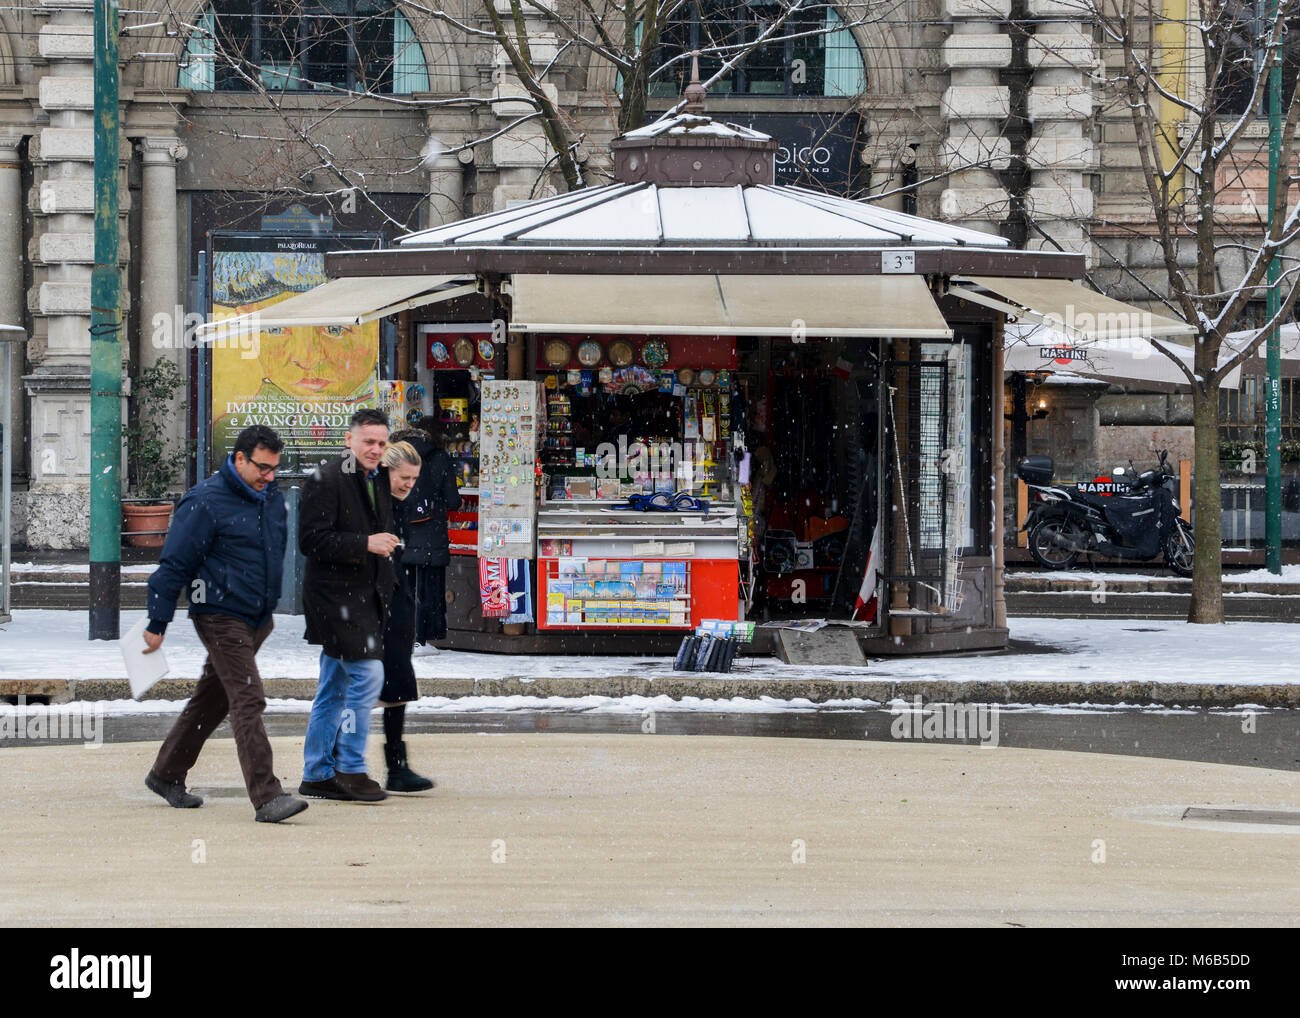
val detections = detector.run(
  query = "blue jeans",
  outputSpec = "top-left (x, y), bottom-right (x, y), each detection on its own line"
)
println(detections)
top-left (302, 653), bottom-right (385, 782)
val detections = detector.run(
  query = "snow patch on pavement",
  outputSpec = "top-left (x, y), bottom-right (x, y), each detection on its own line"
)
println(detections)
top-left (0, 610), bottom-right (1296, 686)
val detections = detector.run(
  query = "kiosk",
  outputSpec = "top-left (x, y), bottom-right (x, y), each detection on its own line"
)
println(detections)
top-left (204, 95), bottom-right (1193, 655)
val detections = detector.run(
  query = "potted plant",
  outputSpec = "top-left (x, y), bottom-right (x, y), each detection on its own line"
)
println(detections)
top-left (122, 358), bottom-right (190, 547)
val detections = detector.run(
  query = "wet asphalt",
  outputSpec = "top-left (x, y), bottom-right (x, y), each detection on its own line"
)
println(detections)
top-left (6, 706), bottom-right (1298, 771)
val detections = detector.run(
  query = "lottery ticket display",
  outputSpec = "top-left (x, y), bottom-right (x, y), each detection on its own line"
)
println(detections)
top-left (477, 379), bottom-right (543, 559)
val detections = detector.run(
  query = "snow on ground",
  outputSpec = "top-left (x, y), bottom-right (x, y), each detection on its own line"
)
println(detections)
top-left (0, 609), bottom-right (1297, 687)
top-left (34, 694), bottom-right (1276, 717)
top-left (1225, 563), bottom-right (1300, 583)
top-left (1006, 566), bottom-right (1300, 584)
top-left (9, 561), bottom-right (155, 574)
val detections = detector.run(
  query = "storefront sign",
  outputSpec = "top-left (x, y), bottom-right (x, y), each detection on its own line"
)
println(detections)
top-left (1041, 346), bottom-right (1089, 366)
top-left (1074, 476), bottom-right (1132, 495)
top-left (723, 113), bottom-right (862, 191)
top-left (208, 232), bottom-right (380, 473)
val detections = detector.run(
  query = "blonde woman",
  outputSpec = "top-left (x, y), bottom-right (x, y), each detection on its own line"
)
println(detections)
top-left (377, 440), bottom-right (435, 792)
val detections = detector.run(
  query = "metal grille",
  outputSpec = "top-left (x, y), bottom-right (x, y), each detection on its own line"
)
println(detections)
top-left (884, 359), bottom-right (948, 612)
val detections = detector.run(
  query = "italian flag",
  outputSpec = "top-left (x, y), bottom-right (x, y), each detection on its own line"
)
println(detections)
top-left (834, 348), bottom-right (854, 379)
top-left (852, 522), bottom-right (883, 622)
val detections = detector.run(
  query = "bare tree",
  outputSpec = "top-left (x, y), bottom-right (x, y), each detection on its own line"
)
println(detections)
top-left (167, 1), bottom-right (892, 205)
top-left (1082, 0), bottom-right (1300, 622)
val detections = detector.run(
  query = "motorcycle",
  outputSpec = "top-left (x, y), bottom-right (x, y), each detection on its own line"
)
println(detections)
top-left (1016, 449), bottom-right (1194, 576)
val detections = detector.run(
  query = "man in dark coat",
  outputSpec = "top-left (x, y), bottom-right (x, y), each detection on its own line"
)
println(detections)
top-left (142, 424), bottom-right (307, 824)
top-left (298, 407), bottom-right (400, 803)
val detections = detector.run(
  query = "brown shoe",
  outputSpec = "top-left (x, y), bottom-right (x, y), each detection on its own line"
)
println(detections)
top-left (298, 777), bottom-right (352, 801)
top-left (335, 771), bottom-right (387, 802)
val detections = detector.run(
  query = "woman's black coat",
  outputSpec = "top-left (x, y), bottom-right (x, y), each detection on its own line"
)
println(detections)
top-left (299, 453), bottom-right (397, 661)
top-left (401, 435), bottom-right (463, 568)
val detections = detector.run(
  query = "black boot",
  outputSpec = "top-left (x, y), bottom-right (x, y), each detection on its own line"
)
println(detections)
top-left (384, 741), bottom-right (434, 793)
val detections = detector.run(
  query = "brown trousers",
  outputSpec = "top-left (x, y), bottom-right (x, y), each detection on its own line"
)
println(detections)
top-left (153, 613), bottom-right (283, 808)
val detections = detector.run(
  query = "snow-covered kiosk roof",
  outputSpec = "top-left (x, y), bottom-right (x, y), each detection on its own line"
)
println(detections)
top-left (323, 103), bottom-right (1099, 337)
top-left (382, 113), bottom-right (1021, 258)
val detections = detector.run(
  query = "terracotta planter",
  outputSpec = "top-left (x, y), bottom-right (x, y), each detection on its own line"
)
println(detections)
top-left (123, 503), bottom-right (174, 548)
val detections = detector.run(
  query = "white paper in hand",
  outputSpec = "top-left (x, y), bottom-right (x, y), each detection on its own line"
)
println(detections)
top-left (120, 616), bottom-right (170, 699)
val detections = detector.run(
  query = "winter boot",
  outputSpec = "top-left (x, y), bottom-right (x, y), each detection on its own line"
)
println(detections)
top-left (384, 741), bottom-right (435, 793)
top-left (255, 793), bottom-right (309, 823)
top-left (146, 770), bottom-right (203, 808)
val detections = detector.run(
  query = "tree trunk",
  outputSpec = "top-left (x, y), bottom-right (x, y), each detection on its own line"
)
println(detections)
top-left (1188, 381), bottom-right (1224, 623)
top-left (619, 72), bottom-right (647, 136)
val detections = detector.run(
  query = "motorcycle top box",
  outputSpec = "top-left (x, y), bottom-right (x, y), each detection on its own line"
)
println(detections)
top-left (1016, 456), bottom-right (1054, 486)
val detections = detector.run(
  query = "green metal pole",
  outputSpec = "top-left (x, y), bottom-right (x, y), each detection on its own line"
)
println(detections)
top-left (89, 0), bottom-right (121, 639)
top-left (1265, 0), bottom-right (1283, 574)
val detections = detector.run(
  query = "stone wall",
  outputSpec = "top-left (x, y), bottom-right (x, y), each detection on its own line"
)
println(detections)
top-left (7, 490), bottom-right (27, 549)
top-left (1097, 426), bottom-right (1194, 473)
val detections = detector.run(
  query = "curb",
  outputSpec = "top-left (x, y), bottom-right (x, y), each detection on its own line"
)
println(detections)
top-left (3, 676), bottom-right (1298, 708)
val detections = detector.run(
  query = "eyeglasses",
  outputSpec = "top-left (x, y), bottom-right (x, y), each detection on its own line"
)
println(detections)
top-left (248, 457), bottom-right (279, 477)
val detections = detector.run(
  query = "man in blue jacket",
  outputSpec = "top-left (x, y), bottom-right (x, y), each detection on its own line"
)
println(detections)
top-left (142, 424), bottom-right (308, 824)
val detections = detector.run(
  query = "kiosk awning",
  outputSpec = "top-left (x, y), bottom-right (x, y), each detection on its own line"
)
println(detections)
top-left (507, 273), bottom-right (953, 338)
top-left (196, 274), bottom-right (475, 340)
top-left (951, 276), bottom-right (1197, 341)
top-left (1004, 322), bottom-right (1242, 389)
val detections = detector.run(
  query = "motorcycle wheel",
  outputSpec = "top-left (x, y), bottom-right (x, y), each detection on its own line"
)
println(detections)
top-left (1028, 517), bottom-right (1085, 570)
top-left (1164, 519), bottom-right (1194, 577)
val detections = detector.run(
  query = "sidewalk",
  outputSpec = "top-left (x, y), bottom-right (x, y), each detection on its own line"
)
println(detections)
top-left (1, 732), bottom-right (1296, 926)
top-left (2, 610), bottom-right (1298, 707)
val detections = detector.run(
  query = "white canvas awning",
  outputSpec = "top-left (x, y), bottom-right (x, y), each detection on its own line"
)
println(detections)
top-left (1005, 322), bottom-right (1242, 389)
top-left (953, 276), bottom-right (1197, 341)
top-left (1223, 321), bottom-right (1300, 361)
top-left (196, 274), bottom-right (475, 341)
top-left (507, 273), bottom-right (953, 338)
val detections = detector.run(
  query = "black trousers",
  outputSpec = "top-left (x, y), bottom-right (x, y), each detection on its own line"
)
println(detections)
top-left (381, 566), bottom-right (418, 703)
top-left (414, 565), bottom-right (447, 645)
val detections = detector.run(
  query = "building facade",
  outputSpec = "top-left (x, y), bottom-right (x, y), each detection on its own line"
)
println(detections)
top-left (1, 0), bottom-right (1291, 548)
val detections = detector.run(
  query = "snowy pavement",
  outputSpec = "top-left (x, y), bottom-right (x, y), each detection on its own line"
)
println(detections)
top-left (1, 609), bottom-right (1297, 690)
top-left (1006, 564), bottom-right (1300, 585)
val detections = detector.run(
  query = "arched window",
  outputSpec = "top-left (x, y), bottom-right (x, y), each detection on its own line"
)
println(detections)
top-left (179, 1), bottom-right (429, 94)
top-left (647, 2), bottom-right (866, 99)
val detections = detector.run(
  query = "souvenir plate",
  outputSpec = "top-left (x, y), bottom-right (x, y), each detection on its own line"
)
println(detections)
top-left (641, 339), bottom-right (670, 369)
top-left (609, 339), bottom-right (635, 368)
top-left (577, 340), bottom-right (603, 367)
top-left (698, 368), bottom-right (716, 386)
top-left (429, 341), bottom-right (450, 365)
top-left (477, 338), bottom-right (495, 362)
top-left (676, 367), bottom-right (695, 385)
top-left (453, 336), bottom-right (475, 367)
top-left (543, 339), bottom-right (571, 368)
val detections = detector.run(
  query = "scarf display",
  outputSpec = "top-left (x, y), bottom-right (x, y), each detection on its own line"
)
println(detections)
top-left (478, 558), bottom-right (533, 622)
